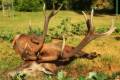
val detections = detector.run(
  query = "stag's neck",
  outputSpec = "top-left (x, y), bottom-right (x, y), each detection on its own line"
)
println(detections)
top-left (36, 36), bottom-right (45, 52)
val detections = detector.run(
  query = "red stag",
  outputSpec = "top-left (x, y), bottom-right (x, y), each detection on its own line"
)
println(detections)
top-left (12, 5), bottom-right (115, 75)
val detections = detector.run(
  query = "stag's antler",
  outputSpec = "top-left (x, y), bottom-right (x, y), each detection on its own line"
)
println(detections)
top-left (37, 3), bottom-right (63, 52)
top-left (62, 9), bottom-right (116, 58)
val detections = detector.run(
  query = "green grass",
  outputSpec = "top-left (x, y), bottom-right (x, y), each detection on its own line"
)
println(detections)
top-left (0, 10), bottom-right (120, 79)
top-left (0, 10), bottom-right (120, 32)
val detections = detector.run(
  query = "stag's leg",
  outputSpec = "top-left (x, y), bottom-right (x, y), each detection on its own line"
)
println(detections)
top-left (75, 51), bottom-right (100, 59)
top-left (37, 49), bottom-right (60, 63)
top-left (21, 52), bottom-right (37, 61)
top-left (37, 55), bottom-right (58, 63)
top-left (39, 63), bottom-right (58, 75)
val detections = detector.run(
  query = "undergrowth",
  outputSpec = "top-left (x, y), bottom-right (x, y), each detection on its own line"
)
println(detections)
top-left (11, 70), bottom-right (120, 80)
top-left (0, 18), bottom-right (120, 42)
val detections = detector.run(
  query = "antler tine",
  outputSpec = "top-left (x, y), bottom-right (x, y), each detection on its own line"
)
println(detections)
top-left (62, 10), bottom-right (96, 58)
top-left (48, 3), bottom-right (63, 19)
top-left (43, 3), bottom-right (63, 37)
top-left (87, 9), bottom-right (94, 33)
top-left (82, 11), bottom-right (87, 22)
top-left (54, 4), bottom-right (63, 15)
top-left (37, 3), bottom-right (63, 52)
top-left (61, 35), bottom-right (65, 57)
top-left (63, 10), bottom-right (115, 59)
top-left (95, 19), bottom-right (116, 37)
top-left (82, 9), bottom-right (95, 34)
top-left (90, 9), bottom-right (94, 31)
top-left (43, 3), bottom-right (46, 17)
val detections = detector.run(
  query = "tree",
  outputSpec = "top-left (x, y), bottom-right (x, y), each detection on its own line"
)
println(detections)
top-left (91, 0), bottom-right (114, 9)
top-left (1, 0), bottom-right (13, 16)
top-left (14, 0), bottom-right (44, 11)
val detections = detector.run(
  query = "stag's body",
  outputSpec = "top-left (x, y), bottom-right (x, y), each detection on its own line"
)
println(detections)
top-left (37, 45), bottom-right (75, 62)
top-left (12, 34), bottom-right (75, 62)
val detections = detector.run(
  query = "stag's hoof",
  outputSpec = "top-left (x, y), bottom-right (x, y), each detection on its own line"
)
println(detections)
top-left (87, 52), bottom-right (101, 59)
top-left (115, 36), bottom-right (120, 40)
top-left (81, 52), bottom-right (101, 60)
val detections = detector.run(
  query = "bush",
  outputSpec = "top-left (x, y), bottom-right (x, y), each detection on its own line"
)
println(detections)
top-left (96, 27), bottom-right (109, 33)
top-left (0, 32), bottom-right (14, 42)
top-left (14, 0), bottom-right (43, 12)
top-left (115, 24), bottom-right (120, 34)
top-left (48, 18), bottom-right (86, 39)
top-left (27, 26), bottom-right (43, 36)
top-left (48, 18), bottom-right (72, 39)
top-left (96, 25), bottom-right (120, 34)
top-left (71, 23), bottom-right (86, 35)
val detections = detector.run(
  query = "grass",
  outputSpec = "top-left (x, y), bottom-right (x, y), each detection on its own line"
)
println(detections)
top-left (0, 10), bottom-right (120, 79)
top-left (0, 10), bottom-right (120, 32)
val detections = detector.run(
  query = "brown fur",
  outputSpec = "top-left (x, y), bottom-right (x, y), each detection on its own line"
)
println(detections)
top-left (12, 34), bottom-right (76, 62)
top-left (12, 34), bottom-right (43, 61)
top-left (37, 45), bottom-right (75, 62)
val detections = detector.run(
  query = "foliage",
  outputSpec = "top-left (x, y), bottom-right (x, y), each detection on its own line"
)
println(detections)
top-left (43, 71), bottom-right (120, 80)
top-left (48, 18), bottom-right (72, 39)
top-left (111, 71), bottom-right (120, 79)
top-left (57, 71), bottom-right (73, 80)
top-left (71, 23), bottom-right (86, 35)
top-left (12, 72), bottom-right (26, 80)
top-left (27, 26), bottom-right (43, 36)
top-left (115, 24), bottom-right (120, 34)
top-left (0, 17), bottom-right (120, 42)
top-left (91, 0), bottom-right (114, 9)
top-left (86, 72), bottom-right (109, 80)
top-left (13, 0), bottom-right (43, 11)
top-left (96, 25), bottom-right (120, 35)
top-left (0, 32), bottom-right (14, 42)
top-left (48, 18), bottom-right (86, 39)
top-left (0, 0), bottom-right (116, 12)
top-left (96, 27), bottom-right (109, 33)
top-left (57, 71), bottom-right (65, 80)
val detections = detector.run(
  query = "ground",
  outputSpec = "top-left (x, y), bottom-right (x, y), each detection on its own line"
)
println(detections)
top-left (0, 10), bottom-right (120, 80)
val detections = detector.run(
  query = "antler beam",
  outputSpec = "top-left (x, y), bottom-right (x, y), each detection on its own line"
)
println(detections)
top-left (62, 9), bottom-right (116, 59)
top-left (37, 3), bottom-right (63, 53)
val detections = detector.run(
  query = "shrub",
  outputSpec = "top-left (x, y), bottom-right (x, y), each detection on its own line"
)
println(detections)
top-left (96, 27), bottom-right (109, 33)
top-left (71, 22), bottom-right (86, 35)
top-left (57, 71), bottom-right (73, 80)
top-left (96, 24), bottom-right (120, 34)
top-left (115, 24), bottom-right (120, 34)
top-left (12, 72), bottom-right (26, 80)
top-left (0, 32), bottom-right (14, 42)
top-left (48, 18), bottom-right (72, 39)
top-left (27, 26), bottom-right (43, 36)
top-left (48, 18), bottom-right (86, 39)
